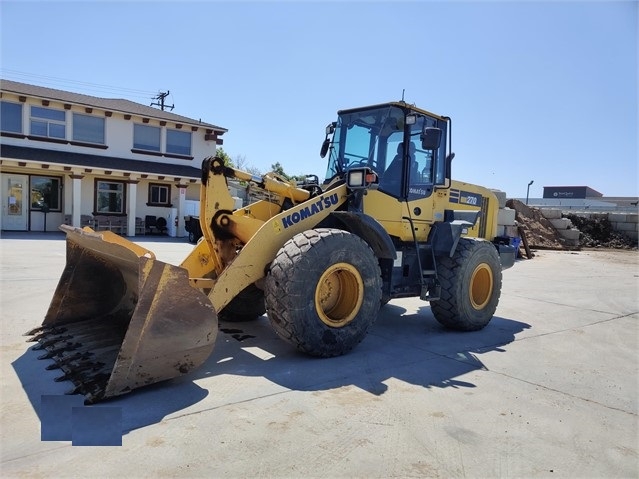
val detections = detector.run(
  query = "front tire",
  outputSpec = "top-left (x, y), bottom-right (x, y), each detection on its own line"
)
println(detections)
top-left (430, 238), bottom-right (502, 331)
top-left (265, 228), bottom-right (382, 357)
top-left (219, 284), bottom-right (266, 322)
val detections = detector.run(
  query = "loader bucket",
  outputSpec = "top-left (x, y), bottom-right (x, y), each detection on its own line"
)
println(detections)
top-left (26, 225), bottom-right (217, 403)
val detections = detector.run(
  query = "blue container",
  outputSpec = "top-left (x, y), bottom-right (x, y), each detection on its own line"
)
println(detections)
top-left (511, 237), bottom-right (522, 258)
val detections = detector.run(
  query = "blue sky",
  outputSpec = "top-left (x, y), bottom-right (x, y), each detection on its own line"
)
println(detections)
top-left (1, 0), bottom-right (637, 198)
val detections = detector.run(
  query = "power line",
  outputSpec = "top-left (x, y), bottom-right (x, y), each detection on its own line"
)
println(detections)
top-left (0, 69), bottom-right (157, 101)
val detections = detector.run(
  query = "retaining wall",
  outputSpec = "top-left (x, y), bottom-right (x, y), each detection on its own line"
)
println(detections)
top-left (541, 209), bottom-right (639, 242)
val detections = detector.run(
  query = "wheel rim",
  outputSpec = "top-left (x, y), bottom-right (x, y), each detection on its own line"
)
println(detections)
top-left (315, 262), bottom-right (364, 327)
top-left (469, 263), bottom-right (494, 310)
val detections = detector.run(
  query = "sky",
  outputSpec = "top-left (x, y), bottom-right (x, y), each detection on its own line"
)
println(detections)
top-left (1, 0), bottom-right (637, 198)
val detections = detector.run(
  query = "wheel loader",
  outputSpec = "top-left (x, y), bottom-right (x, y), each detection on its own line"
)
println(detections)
top-left (27, 101), bottom-right (516, 403)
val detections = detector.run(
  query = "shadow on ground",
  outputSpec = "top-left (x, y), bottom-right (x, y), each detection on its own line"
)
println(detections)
top-left (13, 304), bottom-right (530, 435)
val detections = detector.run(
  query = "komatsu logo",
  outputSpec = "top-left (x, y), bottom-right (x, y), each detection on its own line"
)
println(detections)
top-left (282, 193), bottom-right (339, 229)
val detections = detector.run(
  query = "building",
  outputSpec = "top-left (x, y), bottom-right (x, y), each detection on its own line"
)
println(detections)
top-left (521, 185), bottom-right (638, 213)
top-left (0, 79), bottom-right (227, 236)
top-left (542, 186), bottom-right (603, 199)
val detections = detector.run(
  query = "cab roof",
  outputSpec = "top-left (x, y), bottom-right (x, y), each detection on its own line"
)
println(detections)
top-left (337, 101), bottom-right (448, 121)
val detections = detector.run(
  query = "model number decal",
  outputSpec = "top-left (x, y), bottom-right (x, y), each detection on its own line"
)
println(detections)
top-left (449, 189), bottom-right (481, 207)
top-left (463, 194), bottom-right (479, 205)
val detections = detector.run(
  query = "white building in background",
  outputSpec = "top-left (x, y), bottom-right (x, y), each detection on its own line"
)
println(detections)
top-left (0, 79), bottom-right (227, 237)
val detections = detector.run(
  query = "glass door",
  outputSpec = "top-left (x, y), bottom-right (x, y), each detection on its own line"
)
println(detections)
top-left (1, 173), bottom-right (29, 231)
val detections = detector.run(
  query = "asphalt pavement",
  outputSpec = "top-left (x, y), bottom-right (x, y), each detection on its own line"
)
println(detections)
top-left (1, 231), bottom-right (637, 478)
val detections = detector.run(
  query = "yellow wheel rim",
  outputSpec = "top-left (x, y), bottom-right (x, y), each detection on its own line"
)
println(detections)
top-left (469, 263), bottom-right (494, 310)
top-left (315, 262), bottom-right (364, 327)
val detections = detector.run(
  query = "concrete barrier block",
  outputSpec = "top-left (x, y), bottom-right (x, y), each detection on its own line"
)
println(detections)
top-left (550, 218), bottom-right (572, 230)
top-left (497, 208), bottom-right (516, 225)
top-left (541, 208), bottom-right (562, 219)
top-left (557, 228), bottom-right (580, 240)
top-left (609, 214), bottom-right (627, 223)
top-left (494, 224), bottom-right (519, 239)
top-left (616, 222), bottom-right (638, 232)
top-left (504, 225), bottom-right (518, 237)
top-left (625, 231), bottom-right (638, 241)
top-left (490, 190), bottom-right (507, 208)
top-left (626, 214), bottom-right (638, 223)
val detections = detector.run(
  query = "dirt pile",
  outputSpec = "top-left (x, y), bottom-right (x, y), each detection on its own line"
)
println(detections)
top-left (505, 199), bottom-right (567, 250)
top-left (505, 199), bottom-right (637, 251)
top-left (564, 214), bottom-right (637, 249)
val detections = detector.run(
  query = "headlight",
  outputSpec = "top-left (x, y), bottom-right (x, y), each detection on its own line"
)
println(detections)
top-left (347, 170), bottom-right (365, 188)
top-left (346, 168), bottom-right (378, 189)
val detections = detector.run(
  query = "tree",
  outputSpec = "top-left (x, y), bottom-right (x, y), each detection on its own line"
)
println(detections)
top-left (216, 147), bottom-right (234, 167)
top-left (246, 165), bottom-right (263, 176)
top-left (233, 154), bottom-right (248, 171)
top-left (270, 162), bottom-right (289, 180)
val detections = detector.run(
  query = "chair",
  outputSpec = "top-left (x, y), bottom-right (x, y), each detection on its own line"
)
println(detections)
top-left (145, 215), bottom-right (157, 234)
top-left (93, 215), bottom-right (111, 231)
top-left (109, 216), bottom-right (126, 235)
top-left (380, 142), bottom-right (415, 191)
top-left (81, 215), bottom-right (94, 228)
top-left (155, 217), bottom-right (167, 235)
top-left (135, 217), bottom-right (145, 235)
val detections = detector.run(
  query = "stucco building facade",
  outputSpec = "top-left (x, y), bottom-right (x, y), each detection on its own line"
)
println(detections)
top-left (0, 79), bottom-right (227, 237)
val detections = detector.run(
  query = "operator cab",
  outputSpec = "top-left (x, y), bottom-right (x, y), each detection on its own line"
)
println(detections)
top-left (321, 102), bottom-right (452, 200)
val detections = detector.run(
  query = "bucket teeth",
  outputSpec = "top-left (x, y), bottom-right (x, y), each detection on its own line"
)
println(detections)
top-left (26, 316), bottom-right (127, 402)
top-left (27, 327), bottom-right (68, 342)
top-left (46, 352), bottom-right (86, 369)
top-left (32, 335), bottom-right (73, 349)
top-left (36, 343), bottom-right (81, 359)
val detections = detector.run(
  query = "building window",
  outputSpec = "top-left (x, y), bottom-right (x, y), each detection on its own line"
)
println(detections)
top-left (73, 113), bottom-right (105, 144)
top-left (133, 124), bottom-right (160, 152)
top-left (30, 106), bottom-right (66, 139)
top-left (30, 176), bottom-right (61, 211)
top-left (95, 180), bottom-right (125, 214)
top-left (166, 129), bottom-right (191, 156)
top-left (148, 183), bottom-right (171, 206)
top-left (1, 101), bottom-right (23, 133)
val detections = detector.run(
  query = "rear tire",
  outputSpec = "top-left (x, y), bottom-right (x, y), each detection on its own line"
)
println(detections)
top-left (430, 238), bottom-right (502, 331)
top-left (265, 228), bottom-right (382, 357)
top-left (219, 284), bottom-right (266, 322)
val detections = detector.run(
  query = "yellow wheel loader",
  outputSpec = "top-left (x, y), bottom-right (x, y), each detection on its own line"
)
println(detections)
top-left (27, 101), bottom-right (516, 403)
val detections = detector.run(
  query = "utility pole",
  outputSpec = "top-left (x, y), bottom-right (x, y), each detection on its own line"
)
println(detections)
top-left (150, 91), bottom-right (174, 111)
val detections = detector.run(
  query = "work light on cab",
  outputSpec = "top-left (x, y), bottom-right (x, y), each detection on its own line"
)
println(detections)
top-left (347, 168), bottom-right (378, 189)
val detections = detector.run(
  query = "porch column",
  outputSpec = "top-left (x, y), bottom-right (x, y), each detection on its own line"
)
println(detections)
top-left (126, 180), bottom-right (138, 237)
top-left (70, 174), bottom-right (83, 227)
top-left (176, 183), bottom-right (188, 237)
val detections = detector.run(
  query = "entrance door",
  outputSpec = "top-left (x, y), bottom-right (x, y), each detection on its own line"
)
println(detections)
top-left (1, 173), bottom-right (29, 231)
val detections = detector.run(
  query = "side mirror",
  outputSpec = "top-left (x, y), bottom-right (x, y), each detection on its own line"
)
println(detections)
top-left (320, 138), bottom-right (330, 158)
top-left (421, 127), bottom-right (442, 150)
top-left (320, 122), bottom-right (337, 158)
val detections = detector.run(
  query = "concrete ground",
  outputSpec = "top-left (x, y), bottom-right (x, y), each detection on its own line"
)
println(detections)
top-left (1, 232), bottom-right (637, 478)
